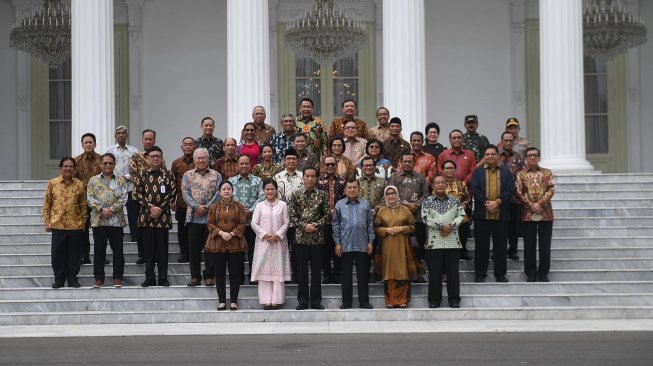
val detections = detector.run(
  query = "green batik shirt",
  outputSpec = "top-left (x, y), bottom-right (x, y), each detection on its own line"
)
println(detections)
top-left (295, 116), bottom-right (328, 160)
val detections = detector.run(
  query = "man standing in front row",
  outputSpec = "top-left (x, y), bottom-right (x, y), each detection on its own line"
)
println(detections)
top-left (289, 167), bottom-right (330, 310)
top-left (333, 179), bottom-right (374, 309)
top-left (516, 147), bottom-right (555, 283)
top-left (134, 146), bottom-right (176, 287)
top-left (43, 157), bottom-right (87, 288)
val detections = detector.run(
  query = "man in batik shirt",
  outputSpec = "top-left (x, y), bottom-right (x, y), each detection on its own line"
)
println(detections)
top-left (74, 133), bottom-right (101, 265)
top-left (329, 99), bottom-right (369, 140)
top-left (270, 114), bottom-right (296, 164)
top-left (196, 116), bottom-right (224, 166)
top-left (295, 97), bottom-right (328, 160)
top-left (317, 155), bottom-right (346, 285)
top-left (498, 131), bottom-right (525, 261)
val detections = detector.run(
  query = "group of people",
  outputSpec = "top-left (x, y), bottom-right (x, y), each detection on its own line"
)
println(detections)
top-left (42, 97), bottom-right (555, 310)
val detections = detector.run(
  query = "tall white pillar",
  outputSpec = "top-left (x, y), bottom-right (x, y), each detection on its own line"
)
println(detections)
top-left (539, 0), bottom-right (593, 171)
top-left (382, 0), bottom-right (426, 135)
top-left (12, 0), bottom-right (32, 179)
top-left (125, 0), bottom-right (145, 140)
top-left (71, 0), bottom-right (114, 156)
top-left (227, 0), bottom-right (270, 138)
top-left (510, 0), bottom-right (527, 124)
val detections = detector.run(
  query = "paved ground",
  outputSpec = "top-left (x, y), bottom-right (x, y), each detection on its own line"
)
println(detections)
top-left (1, 332), bottom-right (652, 365)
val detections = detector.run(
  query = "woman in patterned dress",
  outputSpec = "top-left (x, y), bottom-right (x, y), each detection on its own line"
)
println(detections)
top-left (252, 144), bottom-right (282, 180)
top-left (250, 179), bottom-right (291, 310)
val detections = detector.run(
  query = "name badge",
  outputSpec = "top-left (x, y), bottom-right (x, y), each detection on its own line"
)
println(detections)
top-left (160, 185), bottom-right (166, 194)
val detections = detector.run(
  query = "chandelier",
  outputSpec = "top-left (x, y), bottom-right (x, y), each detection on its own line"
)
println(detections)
top-left (285, 0), bottom-right (367, 64)
top-left (583, 0), bottom-right (647, 62)
top-left (9, 0), bottom-right (71, 64)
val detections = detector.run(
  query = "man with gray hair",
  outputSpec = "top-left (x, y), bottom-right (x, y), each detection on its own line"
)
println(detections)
top-left (242, 106), bottom-right (276, 145)
top-left (171, 137), bottom-right (197, 263)
top-left (182, 147), bottom-right (222, 287)
top-left (270, 113), bottom-right (296, 164)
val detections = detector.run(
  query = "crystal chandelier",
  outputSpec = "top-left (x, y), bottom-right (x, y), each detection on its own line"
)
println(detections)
top-left (583, 0), bottom-right (647, 62)
top-left (285, 0), bottom-right (367, 64)
top-left (9, 0), bottom-right (71, 64)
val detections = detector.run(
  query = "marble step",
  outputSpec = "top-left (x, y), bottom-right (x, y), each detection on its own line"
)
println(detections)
top-left (4, 281), bottom-right (650, 300)
top-left (555, 182), bottom-right (653, 191)
top-left (3, 269), bottom-right (653, 288)
top-left (554, 207), bottom-right (653, 217)
top-left (0, 181), bottom-right (48, 190)
top-left (0, 189), bottom-right (46, 198)
top-left (551, 199), bottom-right (653, 208)
top-left (0, 206), bottom-right (43, 215)
top-left (554, 174), bottom-right (653, 183)
top-left (2, 292), bottom-right (653, 313)
top-left (552, 190), bottom-right (653, 199)
top-left (2, 305), bottom-right (653, 326)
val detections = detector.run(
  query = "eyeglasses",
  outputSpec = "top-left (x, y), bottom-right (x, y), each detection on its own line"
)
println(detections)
top-left (244, 129), bottom-right (255, 132)
top-left (368, 145), bottom-right (380, 149)
top-left (362, 164), bottom-right (375, 168)
top-left (385, 191), bottom-right (397, 196)
top-left (526, 154), bottom-right (540, 158)
top-left (101, 162), bottom-right (115, 166)
top-left (443, 166), bottom-right (455, 170)
top-left (324, 163), bottom-right (336, 167)
top-left (345, 126), bottom-right (357, 129)
top-left (148, 154), bottom-right (162, 159)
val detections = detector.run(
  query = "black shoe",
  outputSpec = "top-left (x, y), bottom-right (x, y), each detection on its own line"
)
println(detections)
top-left (311, 304), bottom-right (325, 310)
top-left (538, 274), bottom-right (550, 282)
top-left (460, 252), bottom-right (473, 260)
top-left (135, 257), bottom-right (145, 264)
top-left (187, 278), bottom-right (201, 287)
top-left (51, 282), bottom-right (64, 289)
top-left (449, 300), bottom-right (461, 308)
top-left (508, 254), bottom-right (520, 260)
top-left (429, 301), bottom-right (441, 308)
top-left (141, 279), bottom-right (156, 287)
top-left (526, 276), bottom-right (537, 282)
top-left (495, 275), bottom-right (509, 283)
top-left (177, 256), bottom-right (189, 263)
top-left (158, 280), bottom-right (170, 287)
top-left (360, 303), bottom-right (373, 309)
top-left (81, 255), bottom-right (91, 265)
top-left (68, 281), bottom-right (81, 288)
top-left (340, 304), bottom-right (352, 309)
top-left (296, 304), bottom-right (308, 310)
top-left (474, 275), bottom-right (485, 283)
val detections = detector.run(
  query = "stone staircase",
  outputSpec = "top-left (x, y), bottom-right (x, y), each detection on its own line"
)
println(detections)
top-left (1, 174), bottom-right (652, 325)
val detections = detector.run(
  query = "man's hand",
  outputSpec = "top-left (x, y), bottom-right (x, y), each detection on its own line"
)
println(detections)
top-left (304, 224), bottom-right (318, 233)
top-left (194, 205), bottom-right (207, 217)
top-left (485, 200), bottom-right (499, 213)
top-left (150, 206), bottom-right (162, 218)
top-left (101, 208), bottom-right (112, 218)
top-left (44, 223), bottom-right (51, 233)
top-left (335, 244), bottom-right (342, 257)
top-left (531, 202), bottom-right (543, 213)
top-left (440, 224), bottom-right (453, 237)
top-left (367, 243), bottom-right (373, 255)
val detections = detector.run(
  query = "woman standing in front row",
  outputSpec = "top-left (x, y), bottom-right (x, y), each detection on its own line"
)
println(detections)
top-left (374, 185), bottom-right (416, 308)
top-left (250, 179), bottom-right (291, 310)
top-left (206, 181), bottom-right (247, 311)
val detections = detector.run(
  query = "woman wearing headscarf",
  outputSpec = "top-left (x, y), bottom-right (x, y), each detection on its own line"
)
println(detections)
top-left (374, 185), bottom-right (416, 308)
top-left (441, 159), bottom-right (473, 260)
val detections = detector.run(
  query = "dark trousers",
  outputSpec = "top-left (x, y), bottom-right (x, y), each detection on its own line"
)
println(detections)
top-left (426, 249), bottom-right (460, 303)
top-left (51, 229), bottom-right (82, 285)
top-left (507, 203), bottom-right (522, 256)
top-left (459, 209), bottom-right (472, 254)
top-left (523, 221), bottom-right (553, 278)
top-left (126, 192), bottom-right (142, 255)
top-left (322, 226), bottom-right (341, 279)
top-left (141, 228), bottom-right (169, 282)
top-left (92, 226), bottom-right (124, 281)
top-left (208, 252), bottom-right (244, 303)
top-left (288, 227), bottom-right (297, 281)
top-left (175, 209), bottom-right (190, 259)
top-left (81, 207), bottom-right (92, 259)
top-left (187, 223), bottom-right (213, 279)
top-left (244, 226), bottom-right (256, 280)
top-left (413, 222), bottom-right (427, 260)
top-left (474, 219), bottom-right (508, 278)
top-left (296, 244), bottom-right (323, 307)
top-left (340, 251), bottom-right (370, 306)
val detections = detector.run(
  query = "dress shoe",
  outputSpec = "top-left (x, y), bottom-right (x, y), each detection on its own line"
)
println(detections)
top-left (112, 279), bottom-right (123, 288)
top-left (135, 257), bottom-right (145, 264)
top-left (538, 274), bottom-right (550, 282)
top-left (263, 305), bottom-right (272, 310)
top-left (526, 276), bottom-right (537, 282)
top-left (177, 256), bottom-right (190, 263)
top-left (495, 275), bottom-right (509, 283)
top-left (429, 301), bottom-right (441, 308)
top-left (204, 278), bottom-right (215, 287)
top-left (68, 281), bottom-right (81, 288)
top-left (474, 275), bottom-right (485, 283)
top-left (141, 279), bottom-right (156, 287)
top-left (311, 304), bottom-right (325, 310)
top-left (360, 303), bottom-right (373, 309)
top-left (187, 278), bottom-right (201, 287)
top-left (460, 252), bottom-right (473, 260)
top-left (105, 258), bottom-right (110, 264)
top-left (92, 280), bottom-right (104, 288)
top-left (51, 282), bottom-right (65, 289)
top-left (81, 255), bottom-right (91, 265)
top-left (296, 304), bottom-right (308, 310)
top-left (158, 279), bottom-right (170, 287)
top-left (449, 299), bottom-right (461, 308)
top-left (507, 254), bottom-right (520, 260)
top-left (340, 304), bottom-right (352, 309)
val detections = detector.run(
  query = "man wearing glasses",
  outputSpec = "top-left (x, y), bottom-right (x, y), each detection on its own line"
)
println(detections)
top-left (437, 129), bottom-right (477, 184)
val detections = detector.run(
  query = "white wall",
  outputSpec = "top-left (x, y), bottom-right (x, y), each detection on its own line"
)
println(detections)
top-left (142, 0), bottom-right (227, 162)
top-left (638, 0), bottom-right (653, 172)
top-left (0, 0), bottom-right (18, 180)
top-left (424, 0), bottom-right (513, 144)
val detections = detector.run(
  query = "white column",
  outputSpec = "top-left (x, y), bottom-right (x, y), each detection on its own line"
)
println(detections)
top-left (510, 0), bottom-right (527, 124)
top-left (12, 0), bottom-right (32, 179)
top-left (71, 0), bottom-right (115, 156)
top-left (227, 0), bottom-right (270, 138)
top-left (125, 0), bottom-right (144, 139)
top-left (539, 0), bottom-right (593, 171)
top-left (382, 0), bottom-right (426, 135)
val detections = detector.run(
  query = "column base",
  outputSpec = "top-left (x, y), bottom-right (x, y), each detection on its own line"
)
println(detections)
top-left (539, 157), bottom-right (594, 172)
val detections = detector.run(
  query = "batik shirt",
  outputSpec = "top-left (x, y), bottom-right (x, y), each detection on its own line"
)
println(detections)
top-left (397, 150), bottom-right (437, 184)
top-left (252, 162), bottom-right (283, 180)
top-left (297, 151), bottom-right (319, 173)
top-left (196, 135), bottom-right (224, 166)
top-left (269, 131), bottom-right (295, 164)
top-left (43, 176), bottom-right (87, 230)
top-left (421, 195), bottom-right (465, 249)
top-left (499, 148), bottom-right (525, 203)
top-left (170, 155), bottom-right (195, 210)
top-left (134, 168), bottom-right (176, 229)
top-left (106, 143), bottom-right (138, 191)
top-left (74, 152), bottom-right (101, 186)
top-left (295, 115), bottom-right (328, 160)
top-left (343, 137), bottom-right (367, 163)
top-left (316, 175), bottom-right (346, 222)
top-left (463, 132), bottom-right (491, 161)
top-left (368, 125), bottom-right (399, 143)
top-left (359, 175), bottom-right (387, 210)
top-left (129, 151), bottom-right (167, 189)
top-left (86, 174), bottom-right (128, 227)
top-left (213, 155), bottom-right (239, 180)
top-left (289, 187), bottom-right (330, 245)
top-left (384, 136), bottom-right (412, 169)
top-left (241, 123), bottom-right (276, 145)
top-left (423, 142), bottom-right (447, 161)
top-left (515, 166), bottom-right (555, 222)
top-left (274, 170), bottom-right (304, 202)
top-left (182, 168), bottom-right (221, 224)
top-left (329, 117), bottom-right (369, 140)
top-left (388, 171), bottom-right (429, 223)
top-left (229, 174), bottom-right (264, 224)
